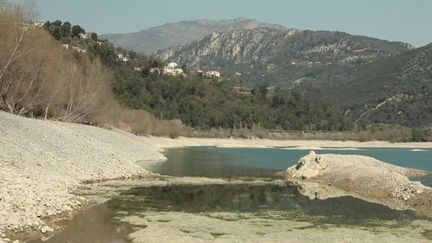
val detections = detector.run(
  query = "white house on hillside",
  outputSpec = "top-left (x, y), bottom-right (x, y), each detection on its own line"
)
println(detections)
top-left (204, 70), bottom-right (221, 78)
top-left (167, 62), bottom-right (179, 68)
top-left (164, 66), bottom-right (184, 76)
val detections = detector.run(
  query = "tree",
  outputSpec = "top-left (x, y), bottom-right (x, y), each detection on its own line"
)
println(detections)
top-left (71, 25), bottom-right (85, 37)
top-left (90, 32), bottom-right (98, 41)
top-left (52, 26), bottom-right (61, 40)
top-left (52, 20), bottom-right (62, 26)
top-left (60, 21), bottom-right (71, 37)
top-left (43, 20), bottom-right (51, 30)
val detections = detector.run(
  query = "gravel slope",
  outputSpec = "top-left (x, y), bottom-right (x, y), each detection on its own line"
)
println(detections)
top-left (0, 112), bottom-right (166, 237)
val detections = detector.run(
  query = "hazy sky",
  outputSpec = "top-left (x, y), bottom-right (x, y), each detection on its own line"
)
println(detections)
top-left (29, 0), bottom-right (432, 47)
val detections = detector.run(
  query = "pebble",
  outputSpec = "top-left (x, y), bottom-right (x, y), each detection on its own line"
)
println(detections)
top-left (0, 111), bottom-right (164, 233)
top-left (40, 226), bottom-right (54, 234)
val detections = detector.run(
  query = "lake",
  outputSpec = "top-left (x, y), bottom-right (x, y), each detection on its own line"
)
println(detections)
top-left (147, 147), bottom-right (432, 184)
top-left (34, 146), bottom-right (432, 243)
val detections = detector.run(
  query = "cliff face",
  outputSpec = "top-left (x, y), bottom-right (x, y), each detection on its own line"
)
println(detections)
top-left (157, 28), bottom-right (300, 64)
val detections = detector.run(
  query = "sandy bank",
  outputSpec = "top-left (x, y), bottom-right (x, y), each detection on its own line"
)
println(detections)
top-left (145, 136), bottom-right (432, 150)
top-left (285, 151), bottom-right (432, 217)
top-left (0, 112), bottom-right (165, 239)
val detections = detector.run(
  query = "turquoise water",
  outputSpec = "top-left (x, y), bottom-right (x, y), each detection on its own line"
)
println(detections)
top-left (148, 146), bottom-right (432, 183)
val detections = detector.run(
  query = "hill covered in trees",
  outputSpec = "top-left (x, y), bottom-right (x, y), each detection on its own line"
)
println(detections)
top-left (0, 5), bottom-right (189, 137)
top-left (154, 26), bottom-right (432, 127)
top-left (156, 28), bottom-right (411, 87)
top-left (39, 18), bottom-right (432, 138)
top-left (316, 43), bottom-right (432, 127)
top-left (40, 19), bottom-right (351, 132)
top-left (2, 0), bottom-right (430, 141)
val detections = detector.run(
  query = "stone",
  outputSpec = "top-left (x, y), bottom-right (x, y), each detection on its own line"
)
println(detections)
top-left (40, 226), bottom-right (54, 234)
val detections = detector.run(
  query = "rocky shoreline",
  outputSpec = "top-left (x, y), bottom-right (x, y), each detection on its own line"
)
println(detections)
top-left (1, 111), bottom-right (432, 242)
top-left (0, 112), bottom-right (166, 242)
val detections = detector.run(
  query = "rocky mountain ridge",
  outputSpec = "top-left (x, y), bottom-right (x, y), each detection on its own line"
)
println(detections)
top-left (157, 27), bottom-right (411, 86)
top-left (102, 17), bottom-right (287, 54)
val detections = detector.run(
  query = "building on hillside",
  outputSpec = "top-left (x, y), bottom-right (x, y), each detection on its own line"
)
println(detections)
top-left (167, 62), bottom-right (179, 68)
top-left (204, 70), bottom-right (221, 78)
top-left (79, 33), bottom-right (87, 39)
top-left (71, 46), bottom-right (86, 53)
top-left (164, 66), bottom-right (184, 76)
top-left (117, 54), bottom-right (128, 62)
top-left (33, 22), bottom-right (44, 27)
top-left (195, 68), bottom-right (204, 76)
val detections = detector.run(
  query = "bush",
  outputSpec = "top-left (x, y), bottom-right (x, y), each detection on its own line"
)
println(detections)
top-left (411, 127), bottom-right (427, 142)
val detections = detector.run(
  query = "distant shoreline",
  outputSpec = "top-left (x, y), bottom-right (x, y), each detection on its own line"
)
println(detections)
top-left (145, 136), bottom-right (432, 150)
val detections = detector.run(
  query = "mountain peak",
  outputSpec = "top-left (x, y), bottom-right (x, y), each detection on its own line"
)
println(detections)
top-left (101, 18), bottom-right (286, 54)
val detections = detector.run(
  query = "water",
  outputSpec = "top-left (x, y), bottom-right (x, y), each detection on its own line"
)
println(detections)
top-left (148, 147), bottom-right (432, 183)
top-left (35, 146), bottom-right (432, 242)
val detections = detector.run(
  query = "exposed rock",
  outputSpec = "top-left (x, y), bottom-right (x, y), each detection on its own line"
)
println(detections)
top-left (40, 226), bottom-right (54, 234)
top-left (286, 151), bottom-right (432, 216)
top-left (102, 18), bottom-right (286, 54)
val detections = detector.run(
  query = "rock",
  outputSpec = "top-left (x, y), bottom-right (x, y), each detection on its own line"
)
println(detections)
top-left (40, 226), bottom-right (54, 234)
top-left (285, 152), bottom-right (432, 216)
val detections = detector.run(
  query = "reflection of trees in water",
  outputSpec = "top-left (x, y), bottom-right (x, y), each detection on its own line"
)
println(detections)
top-left (151, 148), bottom-right (275, 178)
top-left (118, 183), bottom-right (418, 223)
top-left (37, 183), bottom-right (421, 242)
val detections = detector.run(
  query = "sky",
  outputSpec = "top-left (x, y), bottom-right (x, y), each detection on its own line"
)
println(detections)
top-left (22, 0), bottom-right (432, 47)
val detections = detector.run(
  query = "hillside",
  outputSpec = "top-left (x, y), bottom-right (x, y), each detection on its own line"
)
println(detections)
top-left (320, 43), bottom-right (432, 126)
top-left (102, 18), bottom-right (287, 54)
top-left (156, 28), bottom-right (411, 87)
top-left (154, 27), bottom-right (432, 126)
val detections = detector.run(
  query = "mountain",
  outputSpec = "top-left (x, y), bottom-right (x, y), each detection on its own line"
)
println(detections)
top-left (156, 28), bottom-right (411, 88)
top-left (321, 43), bottom-right (432, 126)
top-left (101, 17), bottom-right (286, 54)
top-left (155, 27), bottom-right (432, 126)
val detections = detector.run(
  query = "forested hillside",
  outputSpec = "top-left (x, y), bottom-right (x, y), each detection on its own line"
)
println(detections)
top-left (156, 28), bottom-right (410, 87)
top-left (318, 43), bottom-right (432, 126)
top-left (2, 0), bottom-right (430, 141)
top-left (155, 27), bottom-right (432, 127)
top-left (0, 5), bottom-right (189, 137)
top-left (41, 21), bottom-right (351, 132)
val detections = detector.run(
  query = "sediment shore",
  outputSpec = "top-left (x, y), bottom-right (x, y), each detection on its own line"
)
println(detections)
top-left (0, 112), bottom-right (165, 241)
top-left (145, 136), bottom-right (432, 150)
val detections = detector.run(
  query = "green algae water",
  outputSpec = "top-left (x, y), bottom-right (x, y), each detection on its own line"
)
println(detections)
top-left (34, 147), bottom-right (432, 243)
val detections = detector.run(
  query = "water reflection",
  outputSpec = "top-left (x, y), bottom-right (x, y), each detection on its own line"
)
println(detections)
top-left (114, 183), bottom-right (418, 224)
top-left (147, 148), bottom-right (278, 178)
top-left (34, 182), bottom-right (427, 242)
